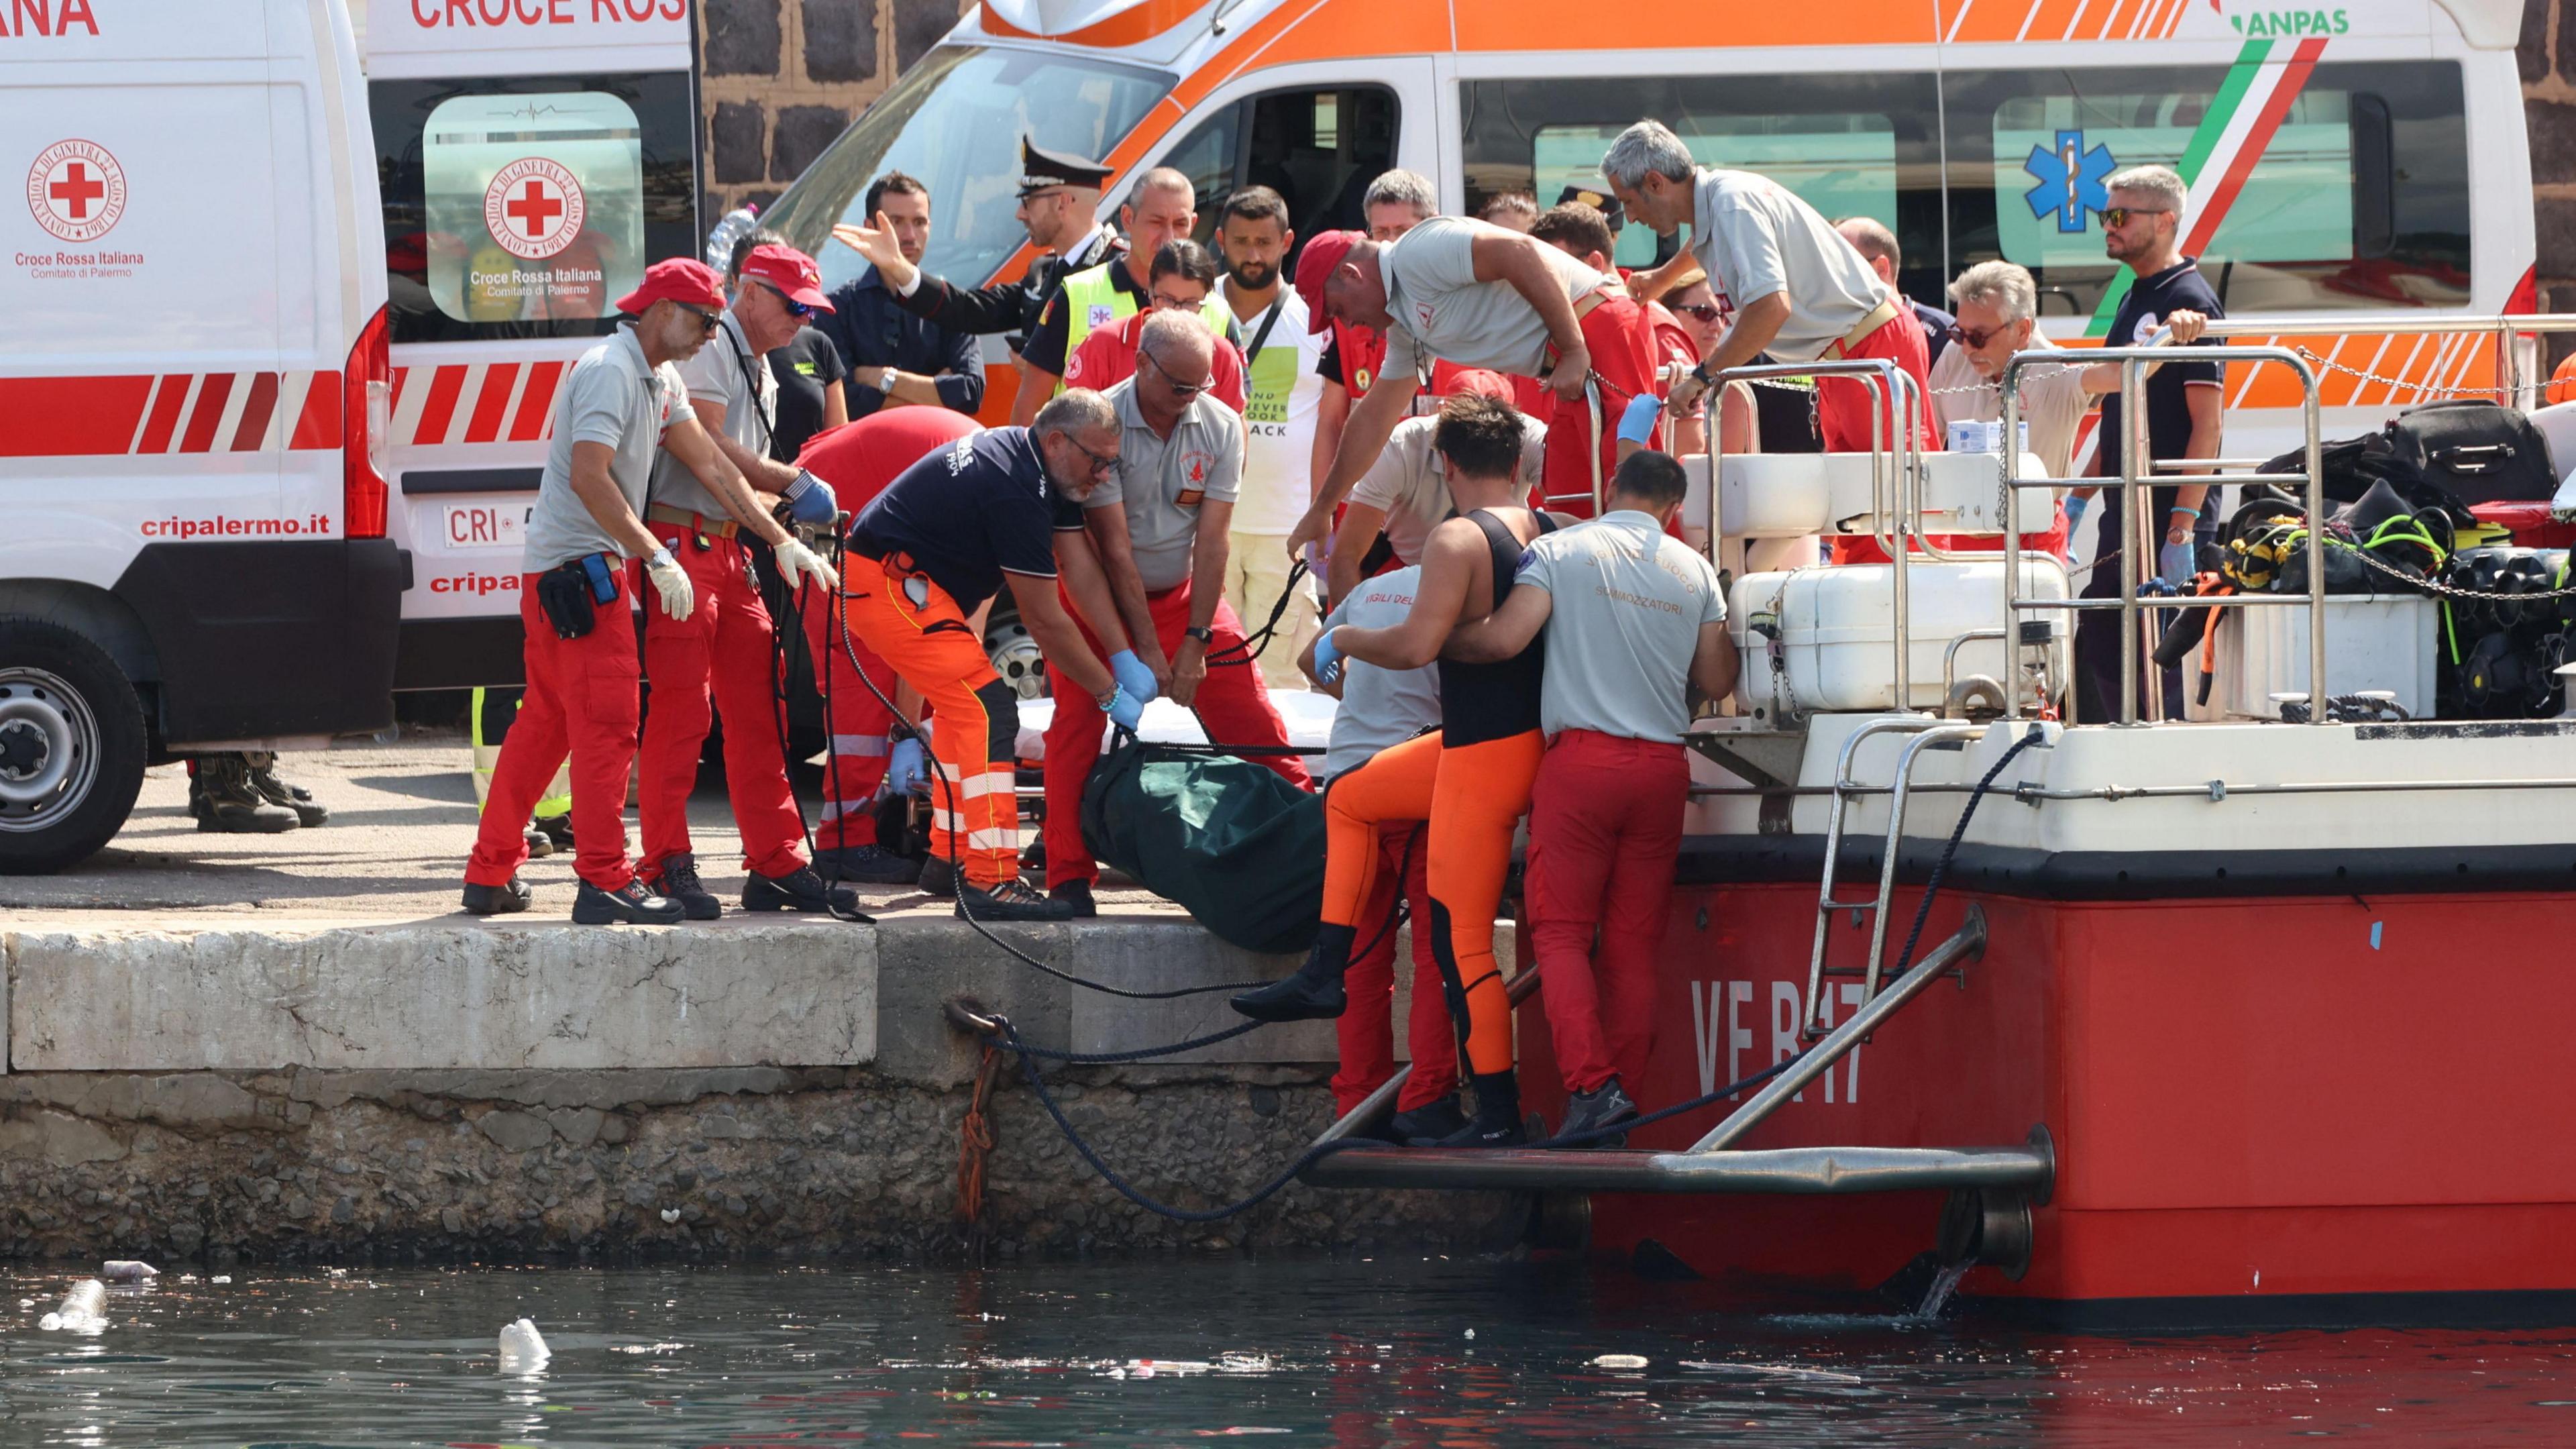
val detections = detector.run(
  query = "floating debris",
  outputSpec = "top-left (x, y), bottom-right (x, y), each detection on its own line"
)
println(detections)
top-left (1593, 1354), bottom-right (1650, 1370)
top-left (100, 1260), bottom-right (158, 1283)
top-left (497, 1318), bottom-right (551, 1374)
top-left (659, 1209), bottom-right (683, 1224)
top-left (39, 1280), bottom-right (107, 1333)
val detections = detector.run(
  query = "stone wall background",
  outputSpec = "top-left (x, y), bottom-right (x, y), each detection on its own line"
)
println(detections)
top-left (696, 0), bottom-right (972, 221)
top-left (2526, 0), bottom-right (2576, 342)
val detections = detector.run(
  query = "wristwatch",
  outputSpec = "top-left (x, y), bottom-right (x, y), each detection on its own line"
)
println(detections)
top-left (1184, 625), bottom-right (1215, 644)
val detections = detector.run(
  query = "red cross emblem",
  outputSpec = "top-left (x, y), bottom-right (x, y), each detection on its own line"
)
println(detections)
top-left (25, 140), bottom-right (127, 244)
top-left (482, 157), bottom-right (587, 262)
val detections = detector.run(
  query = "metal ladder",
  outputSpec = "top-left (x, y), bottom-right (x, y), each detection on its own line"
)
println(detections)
top-left (1801, 718), bottom-right (1985, 1040)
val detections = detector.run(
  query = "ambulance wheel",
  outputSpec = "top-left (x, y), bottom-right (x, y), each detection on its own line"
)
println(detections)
top-left (0, 621), bottom-right (148, 875)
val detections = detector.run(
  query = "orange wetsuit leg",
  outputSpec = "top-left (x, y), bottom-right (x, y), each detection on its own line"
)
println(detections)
top-left (1426, 729), bottom-right (1546, 1075)
top-left (1318, 729), bottom-right (1440, 927)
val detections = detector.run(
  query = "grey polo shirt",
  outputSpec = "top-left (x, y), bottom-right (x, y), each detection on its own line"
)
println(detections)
top-left (1688, 167), bottom-right (1890, 364)
top-left (1516, 511), bottom-right (1727, 744)
top-left (1347, 413), bottom-right (1548, 565)
top-left (1379, 215), bottom-right (1605, 382)
top-left (1089, 379), bottom-right (1243, 592)
top-left (649, 309), bottom-right (773, 519)
top-left (1318, 565), bottom-right (1440, 781)
top-left (523, 326), bottom-right (687, 572)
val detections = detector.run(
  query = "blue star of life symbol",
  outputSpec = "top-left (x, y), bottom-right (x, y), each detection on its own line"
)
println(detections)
top-left (2024, 129), bottom-right (2117, 234)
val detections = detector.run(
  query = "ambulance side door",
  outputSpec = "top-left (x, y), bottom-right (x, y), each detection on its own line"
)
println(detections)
top-left (1147, 59), bottom-right (1434, 264)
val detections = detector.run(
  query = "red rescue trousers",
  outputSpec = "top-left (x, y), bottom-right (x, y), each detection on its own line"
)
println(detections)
top-left (636, 524), bottom-right (810, 881)
top-left (799, 579), bottom-right (895, 853)
top-left (1540, 293), bottom-right (1662, 519)
top-left (837, 553), bottom-right (1024, 890)
top-left (1525, 730), bottom-right (1689, 1098)
top-left (466, 566), bottom-right (643, 892)
top-left (1042, 577), bottom-right (1309, 890)
top-left (1332, 817), bottom-right (1458, 1116)
top-left (1321, 729), bottom-right (1544, 1077)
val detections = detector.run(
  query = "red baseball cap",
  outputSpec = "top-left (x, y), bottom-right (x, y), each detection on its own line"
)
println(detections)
top-left (739, 243), bottom-right (835, 314)
top-left (1294, 229), bottom-right (1361, 334)
top-left (1440, 369), bottom-right (1515, 403)
top-left (614, 257), bottom-right (727, 316)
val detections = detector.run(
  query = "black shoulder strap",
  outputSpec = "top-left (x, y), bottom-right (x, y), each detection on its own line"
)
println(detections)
top-left (1242, 298), bottom-right (1286, 367)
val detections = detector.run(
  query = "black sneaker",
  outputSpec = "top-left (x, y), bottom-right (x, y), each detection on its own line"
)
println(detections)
top-left (460, 876), bottom-right (533, 916)
top-left (1553, 1078), bottom-right (1640, 1149)
top-left (521, 826), bottom-right (554, 859)
top-left (918, 853), bottom-right (958, 900)
top-left (1049, 879), bottom-right (1098, 918)
top-left (1383, 1098), bottom-right (1468, 1144)
top-left (956, 877), bottom-right (1075, 922)
top-left (533, 814), bottom-right (576, 852)
top-left (744, 865), bottom-right (859, 915)
top-left (647, 852), bottom-right (721, 921)
top-left (813, 843), bottom-right (921, 885)
top-left (572, 877), bottom-right (685, 926)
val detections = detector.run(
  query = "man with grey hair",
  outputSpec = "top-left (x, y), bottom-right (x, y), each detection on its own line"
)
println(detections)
top-left (2074, 162), bottom-right (2224, 722)
top-left (1601, 120), bottom-right (1931, 458)
top-left (1833, 215), bottom-right (1953, 368)
top-left (1362, 169), bottom-right (1438, 241)
top-left (1010, 166), bottom-right (1230, 424)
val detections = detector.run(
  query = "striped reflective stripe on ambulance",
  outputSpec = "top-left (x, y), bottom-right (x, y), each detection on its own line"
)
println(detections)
top-left (390, 360), bottom-right (567, 447)
top-left (0, 372), bottom-right (340, 458)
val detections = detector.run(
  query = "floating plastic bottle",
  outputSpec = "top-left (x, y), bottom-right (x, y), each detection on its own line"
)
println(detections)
top-left (39, 1279), bottom-right (107, 1332)
top-left (497, 1317), bottom-right (551, 1373)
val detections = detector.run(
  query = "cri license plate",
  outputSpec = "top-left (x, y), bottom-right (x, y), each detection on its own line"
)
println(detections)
top-left (443, 503), bottom-right (528, 549)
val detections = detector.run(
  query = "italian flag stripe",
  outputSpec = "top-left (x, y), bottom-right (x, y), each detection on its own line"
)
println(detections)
top-left (2084, 36), bottom-right (2326, 336)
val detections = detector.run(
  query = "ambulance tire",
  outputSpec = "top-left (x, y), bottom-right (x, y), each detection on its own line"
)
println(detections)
top-left (0, 620), bottom-right (149, 876)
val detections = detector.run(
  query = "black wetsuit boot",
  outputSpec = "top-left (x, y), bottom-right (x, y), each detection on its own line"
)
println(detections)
top-left (1230, 922), bottom-right (1356, 1022)
top-left (1418, 1071), bottom-right (1527, 1148)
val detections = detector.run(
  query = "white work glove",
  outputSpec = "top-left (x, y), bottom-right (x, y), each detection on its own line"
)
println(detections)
top-left (773, 535), bottom-right (840, 592)
top-left (643, 547), bottom-right (694, 622)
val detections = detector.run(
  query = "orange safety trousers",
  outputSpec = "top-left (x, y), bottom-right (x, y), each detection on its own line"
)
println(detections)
top-left (1318, 728), bottom-right (1546, 1076)
top-left (835, 553), bottom-right (1022, 890)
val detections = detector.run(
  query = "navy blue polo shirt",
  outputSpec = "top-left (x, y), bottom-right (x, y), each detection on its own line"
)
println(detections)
top-left (849, 426), bottom-right (1087, 613)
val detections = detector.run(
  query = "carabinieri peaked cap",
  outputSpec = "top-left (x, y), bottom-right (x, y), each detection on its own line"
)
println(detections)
top-left (1018, 136), bottom-right (1113, 197)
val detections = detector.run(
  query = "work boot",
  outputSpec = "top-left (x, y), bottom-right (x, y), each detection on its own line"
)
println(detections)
top-left (193, 754), bottom-right (299, 834)
top-left (918, 853), bottom-right (958, 900)
top-left (956, 876), bottom-right (1075, 922)
top-left (1554, 1077), bottom-right (1640, 1149)
top-left (744, 865), bottom-right (859, 915)
top-left (813, 843), bottom-right (920, 885)
top-left (572, 877), bottom-right (685, 926)
top-left (645, 852), bottom-right (722, 921)
top-left (1383, 1097), bottom-right (1468, 1144)
top-left (246, 753), bottom-right (328, 826)
top-left (1228, 922), bottom-right (1356, 1022)
top-left (522, 826), bottom-right (555, 859)
top-left (1415, 1071), bottom-right (1527, 1149)
top-left (533, 814), bottom-right (575, 853)
top-left (1049, 878), bottom-right (1097, 918)
top-left (460, 876), bottom-right (533, 916)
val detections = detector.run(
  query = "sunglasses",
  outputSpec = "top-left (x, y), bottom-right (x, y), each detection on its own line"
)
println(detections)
top-left (1947, 322), bottom-right (2014, 350)
top-left (1066, 433), bottom-right (1120, 478)
top-left (757, 281), bottom-right (816, 319)
top-left (2097, 206), bottom-right (2171, 229)
top-left (676, 303), bottom-right (723, 335)
top-left (1671, 303), bottom-right (1727, 323)
top-left (1140, 347), bottom-right (1210, 398)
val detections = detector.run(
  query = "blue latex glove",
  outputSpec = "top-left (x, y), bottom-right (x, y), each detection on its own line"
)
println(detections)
top-left (1616, 392), bottom-right (1663, 446)
top-left (1310, 627), bottom-right (1344, 687)
top-left (1108, 648), bottom-right (1159, 704)
top-left (1106, 684), bottom-right (1144, 733)
top-left (882, 737), bottom-right (925, 797)
top-left (2061, 492), bottom-right (2089, 540)
top-left (2158, 539), bottom-right (2195, 584)
top-left (781, 469), bottom-right (838, 527)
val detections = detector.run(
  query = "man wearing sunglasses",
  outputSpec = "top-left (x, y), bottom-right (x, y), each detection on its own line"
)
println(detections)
top-left (633, 241), bottom-right (853, 922)
top-left (1042, 313), bottom-right (1311, 918)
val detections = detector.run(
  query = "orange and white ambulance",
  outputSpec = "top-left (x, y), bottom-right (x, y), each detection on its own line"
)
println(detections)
top-left (761, 0), bottom-right (2534, 460)
top-left (0, 0), bottom-right (397, 872)
top-left (362, 0), bottom-right (700, 690)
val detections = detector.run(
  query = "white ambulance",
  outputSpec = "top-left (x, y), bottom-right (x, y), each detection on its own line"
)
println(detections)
top-left (0, 0), bottom-right (397, 873)
top-left (362, 0), bottom-right (700, 690)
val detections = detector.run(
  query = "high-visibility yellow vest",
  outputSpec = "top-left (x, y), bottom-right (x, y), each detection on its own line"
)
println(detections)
top-left (1055, 260), bottom-right (1234, 392)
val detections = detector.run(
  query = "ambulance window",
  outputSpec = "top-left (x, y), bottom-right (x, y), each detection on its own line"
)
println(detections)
top-left (1942, 61), bottom-right (2469, 317)
top-left (1462, 75), bottom-right (1943, 303)
top-left (1167, 87), bottom-right (1399, 264)
top-left (372, 72), bottom-right (698, 345)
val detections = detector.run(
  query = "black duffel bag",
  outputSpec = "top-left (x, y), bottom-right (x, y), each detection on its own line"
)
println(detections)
top-left (2384, 400), bottom-right (2557, 506)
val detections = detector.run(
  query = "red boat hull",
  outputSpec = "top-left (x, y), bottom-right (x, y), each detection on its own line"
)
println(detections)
top-left (1517, 881), bottom-right (2576, 1311)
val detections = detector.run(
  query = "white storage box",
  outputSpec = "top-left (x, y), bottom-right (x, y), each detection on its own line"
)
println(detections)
top-left (2216, 594), bottom-right (2438, 720)
top-left (1728, 559), bottom-right (2072, 718)
top-left (1705, 451), bottom-right (2048, 539)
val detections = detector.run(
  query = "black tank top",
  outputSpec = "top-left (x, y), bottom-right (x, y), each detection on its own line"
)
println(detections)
top-left (1438, 508), bottom-right (1556, 747)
